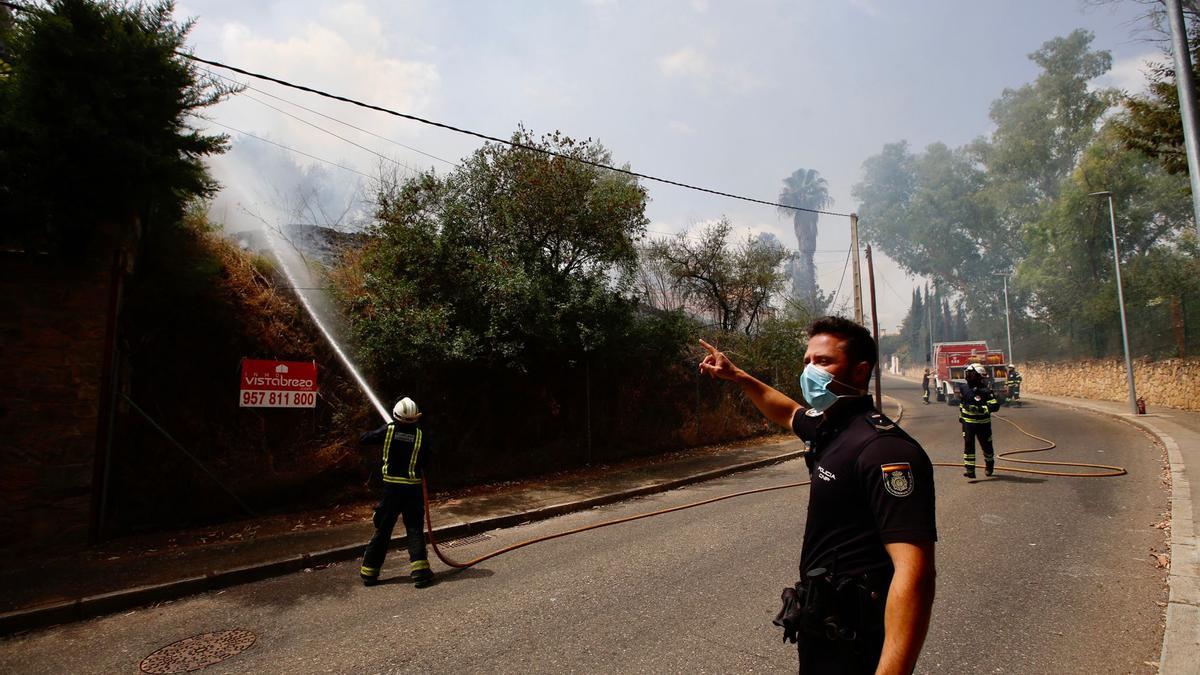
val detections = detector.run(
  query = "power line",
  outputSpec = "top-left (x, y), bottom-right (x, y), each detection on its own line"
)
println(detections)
top-left (239, 91), bottom-right (417, 175)
top-left (205, 119), bottom-right (374, 180)
top-left (202, 67), bottom-right (461, 168)
top-left (827, 243), bottom-right (854, 311)
top-left (183, 53), bottom-right (854, 219)
top-left (5, 0), bottom-right (854, 219)
top-left (876, 265), bottom-right (911, 303)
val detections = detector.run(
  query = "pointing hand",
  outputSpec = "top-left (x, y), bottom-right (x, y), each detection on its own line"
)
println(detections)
top-left (698, 339), bottom-right (740, 381)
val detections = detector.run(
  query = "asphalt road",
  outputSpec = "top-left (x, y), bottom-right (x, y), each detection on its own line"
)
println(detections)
top-left (0, 377), bottom-right (1169, 674)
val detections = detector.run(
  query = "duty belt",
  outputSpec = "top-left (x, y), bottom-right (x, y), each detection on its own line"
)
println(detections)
top-left (773, 567), bottom-right (887, 644)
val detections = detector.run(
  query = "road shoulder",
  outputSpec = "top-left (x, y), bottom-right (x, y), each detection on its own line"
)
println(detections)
top-left (1019, 393), bottom-right (1199, 674)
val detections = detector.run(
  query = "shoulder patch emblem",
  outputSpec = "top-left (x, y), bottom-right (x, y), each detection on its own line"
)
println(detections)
top-left (881, 462), bottom-right (914, 497)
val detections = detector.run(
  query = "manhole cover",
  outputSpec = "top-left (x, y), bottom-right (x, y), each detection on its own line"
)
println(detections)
top-left (443, 532), bottom-right (493, 548)
top-left (139, 629), bottom-right (257, 673)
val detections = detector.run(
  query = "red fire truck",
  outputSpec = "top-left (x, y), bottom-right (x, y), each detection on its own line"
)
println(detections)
top-left (932, 341), bottom-right (1009, 405)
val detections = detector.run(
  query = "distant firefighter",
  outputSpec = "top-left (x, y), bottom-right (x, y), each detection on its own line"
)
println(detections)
top-left (1006, 364), bottom-right (1022, 406)
top-left (959, 364), bottom-right (1000, 479)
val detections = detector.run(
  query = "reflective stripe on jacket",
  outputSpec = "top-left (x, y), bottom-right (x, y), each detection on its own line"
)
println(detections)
top-left (382, 423), bottom-right (425, 485)
top-left (958, 384), bottom-right (999, 424)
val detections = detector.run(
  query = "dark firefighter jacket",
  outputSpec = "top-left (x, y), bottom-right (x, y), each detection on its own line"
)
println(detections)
top-left (957, 382), bottom-right (999, 424)
top-left (361, 421), bottom-right (428, 485)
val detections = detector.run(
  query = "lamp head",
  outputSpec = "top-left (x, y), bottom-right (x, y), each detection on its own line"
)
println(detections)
top-left (1088, 190), bottom-right (1112, 197)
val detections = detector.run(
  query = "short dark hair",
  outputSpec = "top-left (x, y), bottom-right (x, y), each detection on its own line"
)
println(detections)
top-left (808, 315), bottom-right (878, 371)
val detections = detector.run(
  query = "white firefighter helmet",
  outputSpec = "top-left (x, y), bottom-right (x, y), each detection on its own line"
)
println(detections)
top-left (967, 363), bottom-right (987, 377)
top-left (1007, 363), bottom-right (1015, 369)
top-left (392, 397), bottom-right (421, 422)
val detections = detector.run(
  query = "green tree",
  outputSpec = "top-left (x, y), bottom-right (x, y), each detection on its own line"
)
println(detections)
top-left (777, 168), bottom-right (832, 310)
top-left (854, 142), bottom-right (995, 296)
top-left (1088, 1), bottom-right (1200, 173)
top-left (640, 218), bottom-right (792, 335)
top-left (855, 31), bottom-right (1119, 354)
top-left (1020, 123), bottom-right (1191, 356)
top-left (977, 31), bottom-right (1115, 214)
top-left (342, 128), bottom-right (650, 373)
top-left (0, 0), bottom-right (229, 253)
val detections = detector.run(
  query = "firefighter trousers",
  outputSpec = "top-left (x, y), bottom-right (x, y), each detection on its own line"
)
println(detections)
top-left (361, 483), bottom-right (428, 579)
top-left (962, 422), bottom-right (994, 467)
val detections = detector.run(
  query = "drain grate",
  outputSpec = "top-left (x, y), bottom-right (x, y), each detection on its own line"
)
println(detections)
top-left (442, 532), bottom-right (494, 548)
top-left (139, 629), bottom-right (257, 673)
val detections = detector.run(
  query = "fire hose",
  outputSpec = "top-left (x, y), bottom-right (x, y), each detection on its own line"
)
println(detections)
top-left (420, 409), bottom-right (1127, 572)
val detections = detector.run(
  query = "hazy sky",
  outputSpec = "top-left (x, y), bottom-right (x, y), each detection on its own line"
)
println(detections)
top-left (179, 0), bottom-right (1162, 329)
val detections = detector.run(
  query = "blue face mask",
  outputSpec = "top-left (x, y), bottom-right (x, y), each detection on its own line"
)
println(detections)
top-left (799, 363), bottom-right (840, 413)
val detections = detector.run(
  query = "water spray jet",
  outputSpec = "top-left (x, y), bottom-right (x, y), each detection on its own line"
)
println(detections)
top-left (259, 226), bottom-right (392, 423)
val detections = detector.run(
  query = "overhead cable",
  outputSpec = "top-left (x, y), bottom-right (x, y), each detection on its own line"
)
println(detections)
top-left (201, 67), bottom-right (461, 168)
top-left (183, 53), bottom-right (854, 219)
top-left (205, 119), bottom-right (374, 180)
top-left (238, 92), bottom-right (417, 175)
top-left (827, 243), bottom-right (854, 310)
top-left (4, 0), bottom-right (852, 218)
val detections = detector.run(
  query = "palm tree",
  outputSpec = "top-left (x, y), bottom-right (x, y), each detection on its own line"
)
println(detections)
top-left (778, 168), bottom-right (832, 309)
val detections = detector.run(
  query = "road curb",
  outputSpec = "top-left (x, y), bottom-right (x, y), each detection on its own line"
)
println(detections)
top-left (0, 445), bottom-right (804, 637)
top-left (1020, 393), bottom-right (1199, 673)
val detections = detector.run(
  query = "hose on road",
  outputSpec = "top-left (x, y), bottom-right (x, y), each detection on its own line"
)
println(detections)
top-left (421, 407), bottom-right (1125, 572)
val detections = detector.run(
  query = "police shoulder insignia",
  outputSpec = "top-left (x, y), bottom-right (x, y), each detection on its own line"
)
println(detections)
top-left (881, 462), bottom-right (914, 497)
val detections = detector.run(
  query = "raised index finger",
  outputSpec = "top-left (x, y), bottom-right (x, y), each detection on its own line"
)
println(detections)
top-left (698, 339), bottom-right (719, 356)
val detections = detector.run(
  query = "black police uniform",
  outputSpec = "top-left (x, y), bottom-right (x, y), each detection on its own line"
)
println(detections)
top-left (957, 382), bottom-right (999, 478)
top-left (786, 396), bottom-right (938, 673)
top-left (359, 420), bottom-right (432, 585)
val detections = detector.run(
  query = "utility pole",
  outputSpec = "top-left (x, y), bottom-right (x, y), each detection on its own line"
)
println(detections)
top-left (866, 245), bottom-right (882, 411)
top-left (1090, 191), bottom-right (1139, 415)
top-left (925, 284), bottom-right (934, 364)
top-left (1166, 0), bottom-right (1200, 234)
top-left (993, 272), bottom-right (1014, 363)
top-left (850, 213), bottom-right (864, 324)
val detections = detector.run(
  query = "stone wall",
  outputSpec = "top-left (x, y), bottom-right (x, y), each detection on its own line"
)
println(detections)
top-left (0, 232), bottom-right (129, 557)
top-left (1019, 358), bottom-right (1200, 412)
top-left (895, 359), bottom-right (1200, 412)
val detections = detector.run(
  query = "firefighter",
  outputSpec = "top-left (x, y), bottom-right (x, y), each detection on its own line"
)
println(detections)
top-left (921, 368), bottom-right (931, 405)
top-left (359, 397), bottom-right (434, 588)
top-left (1006, 364), bottom-right (1022, 406)
top-left (959, 364), bottom-right (999, 479)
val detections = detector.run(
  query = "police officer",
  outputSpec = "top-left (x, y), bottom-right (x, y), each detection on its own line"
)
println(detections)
top-left (958, 364), bottom-right (999, 479)
top-left (700, 316), bottom-right (937, 674)
top-left (359, 397), bottom-right (434, 588)
top-left (921, 369), bottom-right (931, 405)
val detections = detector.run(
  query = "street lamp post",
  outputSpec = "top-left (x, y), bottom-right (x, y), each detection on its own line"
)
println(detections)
top-left (992, 272), bottom-right (1014, 364)
top-left (1088, 191), bottom-right (1139, 415)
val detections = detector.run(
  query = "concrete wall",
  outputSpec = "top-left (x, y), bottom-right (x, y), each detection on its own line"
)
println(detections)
top-left (0, 231), bottom-right (129, 557)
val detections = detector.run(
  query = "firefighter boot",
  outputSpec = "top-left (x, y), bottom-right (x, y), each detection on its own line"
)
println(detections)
top-left (411, 560), bottom-right (434, 588)
top-left (963, 466), bottom-right (976, 479)
top-left (985, 460), bottom-right (995, 477)
top-left (360, 565), bottom-right (380, 587)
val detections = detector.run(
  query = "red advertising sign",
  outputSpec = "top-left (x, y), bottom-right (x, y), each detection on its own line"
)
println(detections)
top-left (239, 359), bottom-right (318, 408)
